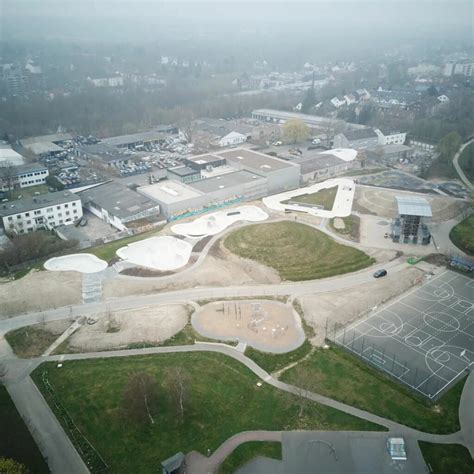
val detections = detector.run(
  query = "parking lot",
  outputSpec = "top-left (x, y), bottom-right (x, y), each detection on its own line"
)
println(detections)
top-left (335, 270), bottom-right (474, 399)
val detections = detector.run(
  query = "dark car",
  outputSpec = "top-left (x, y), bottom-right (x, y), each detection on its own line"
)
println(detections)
top-left (373, 269), bottom-right (388, 278)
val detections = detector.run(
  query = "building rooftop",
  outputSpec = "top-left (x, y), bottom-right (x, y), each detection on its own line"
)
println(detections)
top-left (138, 180), bottom-right (203, 204)
top-left (168, 166), bottom-right (200, 177)
top-left (0, 146), bottom-right (25, 166)
top-left (78, 181), bottom-right (159, 220)
top-left (101, 130), bottom-right (171, 147)
top-left (321, 148), bottom-right (358, 162)
top-left (396, 196), bottom-right (432, 217)
top-left (188, 170), bottom-right (266, 193)
top-left (0, 162), bottom-right (47, 178)
top-left (21, 141), bottom-right (64, 155)
top-left (0, 190), bottom-right (79, 217)
top-left (341, 128), bottom-right (378, 141)
top-left (252, 108), bottom-right (345, 127)
top-left (218, 148), bottom-right (298, 172)
top-left (294, 153), bottom-right (345, 174)
top-left (186, 153), bottom-right (225, 165)
top-left (20, 133), bottom-right (73, 145)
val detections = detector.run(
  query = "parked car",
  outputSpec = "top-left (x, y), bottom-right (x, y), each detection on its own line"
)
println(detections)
top-left (373, 269), bottom-right (387, 278)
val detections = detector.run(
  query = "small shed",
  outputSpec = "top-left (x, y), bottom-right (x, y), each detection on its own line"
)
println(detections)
top-left (387, 437), bottom-right (407, 460)
top-left (161, 452), bottom-right (186, 474)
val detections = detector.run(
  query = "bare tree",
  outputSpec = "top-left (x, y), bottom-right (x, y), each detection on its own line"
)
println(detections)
top-left (291, 368), bottom-right (316, 418)
top-left (122, 372), bottom-right (159, 425)
top-left (0, 160), bottom-right (16, 199)
top-left (165, 367), bottom-right (191, 421)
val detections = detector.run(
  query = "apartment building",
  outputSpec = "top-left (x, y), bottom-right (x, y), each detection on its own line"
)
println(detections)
top-left (0, 191), bottom-right (82, 234)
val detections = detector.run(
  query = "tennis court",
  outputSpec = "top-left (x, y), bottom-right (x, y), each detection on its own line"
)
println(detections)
top-left (334, 270), bottom-right (474, 400)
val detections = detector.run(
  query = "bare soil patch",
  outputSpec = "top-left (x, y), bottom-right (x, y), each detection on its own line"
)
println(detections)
top-left (0, 271), bottom-right (82, 318)
top-left (58, 304), bottom-right (189, 353)
top-left (298, 267), bottom-right (425, 346)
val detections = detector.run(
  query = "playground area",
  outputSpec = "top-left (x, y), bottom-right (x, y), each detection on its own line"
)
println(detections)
top-left (171, 205), bottom-right (268, 238)
top-left (334, 270), bottom-right (474, 400)
top-left (116, 236), bottom-right (192, 271)
top-left (262, 178), bottom-right (355, 218)
top-left (44, 253), bottom-right (107, 274)
top-left (192, 300), bottom-right (305, 353)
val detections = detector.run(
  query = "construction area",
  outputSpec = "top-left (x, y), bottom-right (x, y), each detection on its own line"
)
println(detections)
top-left (192, 300), bottom-right (305, 353)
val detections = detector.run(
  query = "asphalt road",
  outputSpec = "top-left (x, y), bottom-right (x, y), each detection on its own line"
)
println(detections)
top-left (453, 139), bottom-right (473, 191)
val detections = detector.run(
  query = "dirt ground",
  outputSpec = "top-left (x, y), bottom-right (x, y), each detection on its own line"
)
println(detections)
top-left (62, 304), bottom-right (189, 352)
top-left (355, 187), bottom-right (466, 222)
top-left (0, 271), bottom-right (82, 318)
top-left (103, 240), bottom-right (281, 298)
top-left (192, 300), bottom-right (305, 353)
top-left (298, 266), bottom-right (426, 346)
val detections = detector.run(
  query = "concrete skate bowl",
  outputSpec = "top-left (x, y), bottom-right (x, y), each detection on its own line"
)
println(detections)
top-left (192, 300), bottom-right (305, 353)
top-left (116, 236), bottom-right (192, 271)
top-left (171, 205), bottom-right (268, 238)
top-left (44, 253), bottom-right (107, 274)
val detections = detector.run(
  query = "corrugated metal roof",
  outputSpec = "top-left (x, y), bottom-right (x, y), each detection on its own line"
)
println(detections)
top-left (396, 196), bottom-right (432, 217)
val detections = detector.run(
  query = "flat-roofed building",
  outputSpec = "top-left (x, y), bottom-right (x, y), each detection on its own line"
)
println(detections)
top-left (294, 148), bottom-right (360, 182)
top-left (251, 108), bottom-right (347, 133)
top-left (78, 181), bottom-right (162, 231)
top-left (0, 145), bottom-right (25, 166)
top-left (184, 153), bottom-right (226, 171)
top-left (20, 133), bottom-right (72, 159)
top-left (0, 163), bottom-right (49, 192)
top-left (0, 190), bottom-right (82, 234)
top-left (138, 170), bottom-right (267, 219)
top-left (167, 166), bottom-right (201, 184)
top-left (218, 148), bottom-right (300, 193)
top-left (101, 127), bottom-right (177, 149)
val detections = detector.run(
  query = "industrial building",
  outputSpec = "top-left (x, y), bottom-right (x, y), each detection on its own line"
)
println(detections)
top-left (333, 128), bottom-right (379, 150)
top-left (251, 108), bottom-right (347, 133)
top-left (0, 190), bottom-right (82, 234)
top-left (138, 147), bottom-right (299, 219)
top-left (367, 144), bottom-right (414, 165)
top-left (101, 127), bottom-right (177, 149)
top-left (391, 196), bottom-right (432, 245)
top-left (20, 133), bottom-right (73, 159)
top-left (78, 181), bottom-right (162, 231)
top-left (0, 144), bottom-right (25, 166)
top-left (218, 148), bottom-right (300, 193)
top-left (294, 148), bottom-right (360, 182)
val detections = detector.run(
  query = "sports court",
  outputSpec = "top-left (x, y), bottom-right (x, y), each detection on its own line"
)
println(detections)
top-left (334, 270), bottom-right (474, 400)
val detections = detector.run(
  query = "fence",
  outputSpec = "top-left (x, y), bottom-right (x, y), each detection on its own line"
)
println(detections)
top-left (41, 371), bottom-right (109, 472)
top-left (324, 318), bottom-right (443, 401)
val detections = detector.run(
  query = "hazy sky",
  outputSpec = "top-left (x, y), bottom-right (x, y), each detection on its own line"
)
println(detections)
top-left (1, 1), bottom-right (472, 52)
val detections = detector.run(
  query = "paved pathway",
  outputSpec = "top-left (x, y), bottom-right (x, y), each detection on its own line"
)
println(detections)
top-left (453, 139), bottom-right (474, 191)
top-left (0, 257), bottom-right (409, 335)
top-left (2, 335), bottom-right (473, 473)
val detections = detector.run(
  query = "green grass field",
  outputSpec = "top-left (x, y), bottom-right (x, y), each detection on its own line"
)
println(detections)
top-left (329, 214), bottom-right (360, 241)
top-left (5, 324), bottom-right (61, 358)
top-left (283, 186), bottom-right (338, 210)
top-left (458, 142), bottom-right (474, 182)
top-left (32, 353), bottom-right (382, 473)
top-left (219, 441), bottom-right (282, 473)
top-left (245, 339), bottom-right (313, 374)
top-left (8, 184), bottom-right (49, 200)
top-left (224, 221), bottom-right (374, 281)
top-left (419, 442), bottom-right (474, 474)
top-left (449, 215), bottom-right (474, 256)
top-left (0, 386), bottom-right (49, 473)
top-left (280, 346), bottom-right (464, 434)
